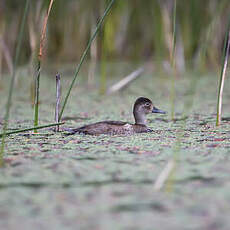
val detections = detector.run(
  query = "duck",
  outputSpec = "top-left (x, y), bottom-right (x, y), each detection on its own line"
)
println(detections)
top-left (66, 97), bottom-right (166, 135)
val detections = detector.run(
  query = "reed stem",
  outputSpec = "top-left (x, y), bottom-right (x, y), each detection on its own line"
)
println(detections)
top-left (34, 61), bottom-right (40, 132)
top-left (34, 0), bottom-right (55, 132)
top-left (0, 0), bottom-right (30, 166)
top-left (216, 26), bottom-right (230, 126)
top-left (55, 73), bottom-right (61, 132)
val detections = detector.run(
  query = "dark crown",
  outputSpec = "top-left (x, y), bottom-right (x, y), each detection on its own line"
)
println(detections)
top-left (134, 97), bottom-right (152, 107)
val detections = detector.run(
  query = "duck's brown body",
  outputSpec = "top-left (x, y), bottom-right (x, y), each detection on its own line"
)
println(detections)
top-left (66, 97), bottom-right (165, 135)
top-left (72, 121), bottom-right (149, 135)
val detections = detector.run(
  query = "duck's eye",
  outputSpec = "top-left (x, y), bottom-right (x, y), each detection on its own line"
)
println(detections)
top-left (145, 103), bottom-right (150, 107)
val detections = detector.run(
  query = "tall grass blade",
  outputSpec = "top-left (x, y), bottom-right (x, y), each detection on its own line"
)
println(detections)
top-left (216, 24), bottom-right (230, 126)
top-left (58, 0), bottom-right (116, 121)
top-left (0, 0), bottom-right (30, 166)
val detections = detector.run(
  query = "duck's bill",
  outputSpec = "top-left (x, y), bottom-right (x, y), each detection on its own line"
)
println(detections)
top-left (152, 107), bottom-right (166, 114)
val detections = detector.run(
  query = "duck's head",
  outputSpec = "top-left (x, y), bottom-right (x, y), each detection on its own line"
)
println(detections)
top-left (133, 97), bottom-right (166, 125)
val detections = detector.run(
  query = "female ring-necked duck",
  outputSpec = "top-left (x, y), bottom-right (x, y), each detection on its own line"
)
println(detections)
top-left (66, 97), bottom-right (166, 135)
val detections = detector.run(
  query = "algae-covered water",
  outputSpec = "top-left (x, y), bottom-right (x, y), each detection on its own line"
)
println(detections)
top-left (0, 66), bottom-right (230, 230)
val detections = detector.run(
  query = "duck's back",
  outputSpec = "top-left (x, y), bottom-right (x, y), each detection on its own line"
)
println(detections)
top-left (71, 121), bottom-right (148, 135)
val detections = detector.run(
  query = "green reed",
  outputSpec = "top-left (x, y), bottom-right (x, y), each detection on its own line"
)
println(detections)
top-left (0, 0), bottom-right (30, 166)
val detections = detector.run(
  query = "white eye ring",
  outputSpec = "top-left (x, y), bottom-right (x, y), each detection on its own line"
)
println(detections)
top-left (145, 103), bottom-right (150, 106)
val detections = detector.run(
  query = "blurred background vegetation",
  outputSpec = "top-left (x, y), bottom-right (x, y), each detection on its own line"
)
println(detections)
top-left (0, 0), bottom-right (230, 77)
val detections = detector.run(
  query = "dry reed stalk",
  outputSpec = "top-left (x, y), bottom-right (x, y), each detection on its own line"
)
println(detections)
top-left (216, 29), bottom-right (230, 126)
top-left (106, 67), bottom-right (144, 94)
top-left (34, 0), bottom-right (55, 132)
top-left (55, 73), bottom-right (61, 132)
top-left (154, 159), bottom-right (175, 191)
top-left (38, 0), bottom-right (54, 61)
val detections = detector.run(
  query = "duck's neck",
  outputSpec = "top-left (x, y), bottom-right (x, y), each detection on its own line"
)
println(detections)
top-left (134, 112), bottom-right (147, 125)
